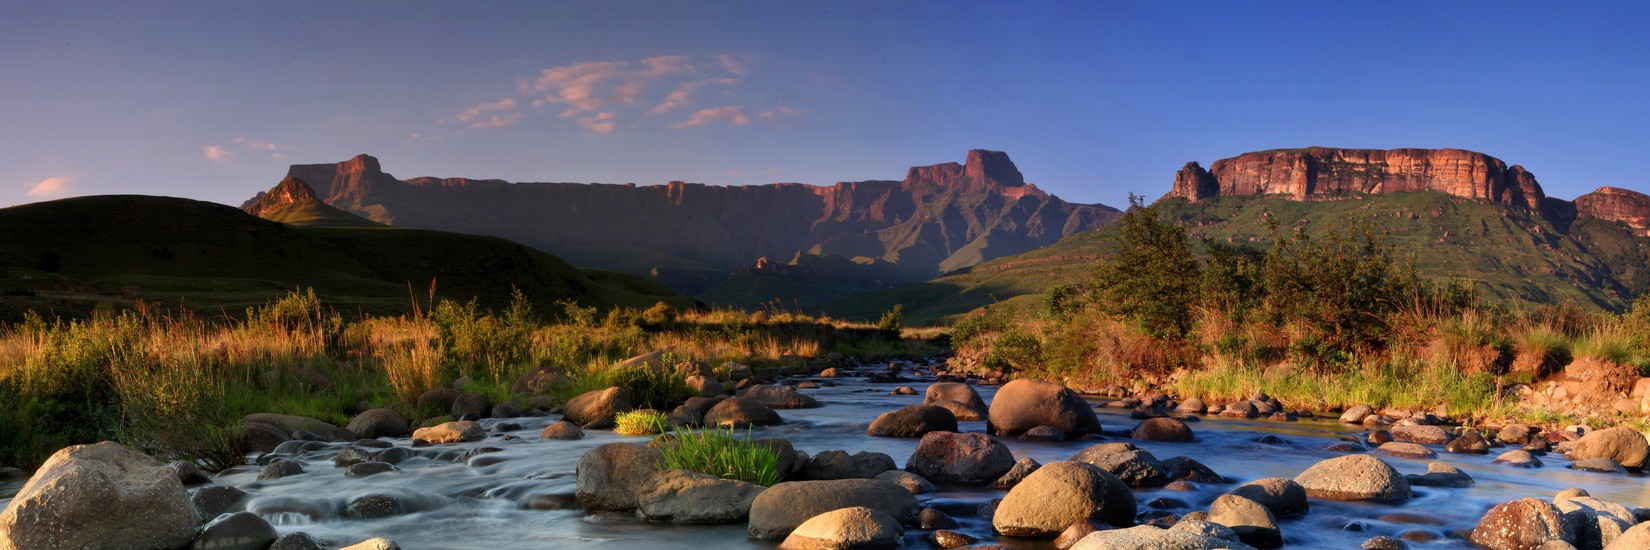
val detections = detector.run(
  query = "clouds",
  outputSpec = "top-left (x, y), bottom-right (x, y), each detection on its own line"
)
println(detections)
top-left (204, 145), bottom-right (236, 162)
top-left (445, 54), bottom-right (801, 135)
top-left (205, 138), bottom-right (290, 163)
top-left (25, 176), bottom-right (73, 197)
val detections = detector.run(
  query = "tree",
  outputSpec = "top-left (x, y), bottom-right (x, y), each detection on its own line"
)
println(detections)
top-left (1090, 195), bottom-right (1200, 339)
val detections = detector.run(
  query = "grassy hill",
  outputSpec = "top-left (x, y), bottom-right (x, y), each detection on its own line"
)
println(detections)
top-left (0, 195), bottom-right (688, 321)
top-left (826, 192), bottom-right (1650, 325)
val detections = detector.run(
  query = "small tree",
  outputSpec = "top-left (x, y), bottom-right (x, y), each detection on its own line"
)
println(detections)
top-left (1090, 195), bottom-right (1200, 339)
top-left (877, 304), bottom-right (904, 336)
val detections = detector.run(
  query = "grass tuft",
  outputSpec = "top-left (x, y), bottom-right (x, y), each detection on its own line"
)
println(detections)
top-left (658, 427), bottom-right (782, 486)
top-left (614, 410), bottom-right (668, 436)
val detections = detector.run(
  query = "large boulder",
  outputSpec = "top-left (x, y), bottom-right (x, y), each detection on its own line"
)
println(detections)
top-left (993, 461), bottom-right (1135, 537)
top-left (575, 443), bottom-right (662, 511)
top-left (1469, 498), bottom-right (1577, 550)
top-left (1390, 424), bottom-right (1451, 445)
top-left (1339, 405), bottom-right (1374, 424)
top-left (415, 388), bottom-right (464, 412)
top-left (1227, 478), bottom-right (1308, 518)
top-left (563, 387), bottom-right (634, 425)
top-left (778, 506), bottom-right (904, 549)
top-left (1557, 496), bottom-right (1633, 549)
top-left (636, 469), bottom-right (765, 524)
top-left (738, 385), bottom-right (822, 409)
top-left (345, 408), bottom-right (409, 439)
top-left (450, 393), bottom-right (491, 420)
top-left (411, 421), bottom-right (485, 444)
top-left (988, 379), bottom-right (1102, 436)
top-left (243, 413), bottom-right (344, 440)
top-left (747, 479), bottom-right (918, 540)
top-left (1565, 426), bottom-right (1649, 469)
top-left (1208, 494), bottom-right (1281, 548)
top-left (704, 397), bottom-right (782, 427)
top-left (1071, 442), bottom-right (1169, 487)
top-left (1292, 455), bottom-right (1410, 502)
top-left (929, 400), bottom-right (987, 421)
top-left (0, 442), bottom-right (198, 549)
top-left (802, 451), bottom-right (896, 480)
top-left (1132, 417), bottom-right (1195, 442)
top-left (866, 405), bottom-right (957, 438)
top-left (904, 432), bottom-right (1015, 483)
top-left (924, 382), bottom-right (988, 412)
top-left (1607, 522), bottom-right (1650, 549)
top-left (191, 511), bottom-right (278, 550)
top-left (1071, 525), bottom-right (1253, 549)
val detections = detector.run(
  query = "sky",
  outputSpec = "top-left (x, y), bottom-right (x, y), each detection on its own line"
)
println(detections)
top-left (2, 1), bottom-right (1648, 209)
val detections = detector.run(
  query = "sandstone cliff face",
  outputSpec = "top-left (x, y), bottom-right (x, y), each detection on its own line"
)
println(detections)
top-left (1169, 147), bottom-right (1545, 210)
top-left (241, 176), bottom-right (318, 218)
top-left (1576, 187), bottom-right (1650, 236)
top-left (265, 150), bottom-right (1117, 292)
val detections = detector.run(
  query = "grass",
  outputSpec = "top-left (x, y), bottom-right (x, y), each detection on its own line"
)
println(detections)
top-left (614, 410), bottom-right (668, 436)
top-left (658, 427), bottom-right (782, 486)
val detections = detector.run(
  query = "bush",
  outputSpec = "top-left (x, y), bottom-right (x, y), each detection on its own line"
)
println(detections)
top-left (1090, 195), bottom-right (1200, 339)
top-left (614, 410), bottom-right (667, 436)
top-left (659, 427), bottom-right (781, 485)
top-left (877, 305), bottom-right (904, 337)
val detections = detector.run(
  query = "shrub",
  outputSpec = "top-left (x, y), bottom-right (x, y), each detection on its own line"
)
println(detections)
top-left (876, 305), bottom-right (904, 336)
top-left (1090, 195), bottom-right (1200, 339)
top-left (614, 410), bottom-right (668, 436)
top-left (659, 427), bottom-right (781, 485)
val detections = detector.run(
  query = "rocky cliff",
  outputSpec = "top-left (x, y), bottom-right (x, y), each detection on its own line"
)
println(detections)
top-left (1170, 147), bottom-right (1545, 210)
top-left (240, 177), bottom-right (383, 228)
top-left (259, 150), bottom-right (1118, 292)
top-left (1575, 187), bottom-right (1650, 236)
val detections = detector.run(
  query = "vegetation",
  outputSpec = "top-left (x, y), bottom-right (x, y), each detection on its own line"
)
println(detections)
top-left (614, 410), bottom-right (668, 436)
top-left (0, 289), bottom-right (940, 471)
top-left (658, 427), bottom-right (783, 486)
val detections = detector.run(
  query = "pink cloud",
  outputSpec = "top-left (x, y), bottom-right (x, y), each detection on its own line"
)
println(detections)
top-left (25, 176), bottom-right (73, 197)
top-left (456, 98), bottom-right (519, 122)
top-left (717, 54), bottom-right (749, 77)
top-left (672, 105), bottom-right (749, 129)
top-left (469, 113), bottom-right (524, 129)
top-left (204, 145), bottom-right (235, 162)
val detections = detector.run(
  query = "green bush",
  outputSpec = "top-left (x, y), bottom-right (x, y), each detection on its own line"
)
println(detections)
top-left (659, 427), bottom-right (781, 485)
top-left (1090, 195), bottom-right (1200, 339)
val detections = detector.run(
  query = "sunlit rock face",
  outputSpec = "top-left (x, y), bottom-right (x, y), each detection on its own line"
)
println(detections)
top-left (1169, 147), bottom-right (1545, 211)
top-left (1575, 186), bottom-right (1650, 236)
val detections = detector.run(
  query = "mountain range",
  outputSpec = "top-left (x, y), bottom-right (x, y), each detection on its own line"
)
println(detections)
top-left (252, 150), bottom-right (1120, 294)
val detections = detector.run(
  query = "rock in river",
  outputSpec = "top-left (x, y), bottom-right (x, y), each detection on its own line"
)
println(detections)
top-left (1292, 455), bottom-right (1410, 502)
top-left (988, 378), bottom-right (1102, 437)
top-left (747, 479), bottom-right (917, 540)
top-left (993, 461), bottom-right (1135, 537)
top-left (904, 431), bottom-right (1015, 483)
top-left (0, 442), bottom-right (198, 550)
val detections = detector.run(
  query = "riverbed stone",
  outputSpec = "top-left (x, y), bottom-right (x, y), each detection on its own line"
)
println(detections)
top-left (991, 457), bottom-right (1041, 490)
top-left (1176, 397), bottom-right (1208, 414)
top-left (575, 443), bottom-right (662, 511)
top-left (925, 382), bottom-right (988, 412)
top-left (451, 392), bottom-right (491, 420)
top-left (866, 404), bottom-right (957, 437)
top-left (873, 470), bottom-right (934, 494)
top-left (636, 469), bottom-right (764, 524)
top-left (411, 420), bottom-right (485, 444)
top-left (778, 506), bottom-right (903, 549)
top-left (344, 493), bottom-right (405, 519)
top-left (1570, 458), bottom-right (1626, 474)
top-left (258, 458), bottom-right (305, 480)
top-left (0, 442), bottom-right (199, 549)
top-left (1469, 498), bottom-right (1577, 550)
top-left (988, 378), bottom-right (1102, 436)
top-left (1132, 417), bottom-right (1194, 442)
top-left (739, 384), bottom-right (821, 409)
top-left (1227, 478), bottom-right (1308, 517)
top-left (1071, 524), bottom-right (1253, 549)
top-left (1390, 424), bottom-right (1451, 445)
top-left (1071, 442), bottom-right (1169, 487)
top-left (1376, 442), bottom-right (1437, 459)
top-left (993, 461), bottom-right (1136, 536)
top-left (1208, 494), bottom-right (1282, 548)
top-left (705, 396), bottom-right (783, 427)
top-left (1161, 456), bottom-right (1224, 484)
top-left (192, 485), bottom-right (249, 519)
top-left (1501, 424), bottom-right (1536, 445)
top-left (1362, 536), bottom-right (1408, 550)
top-left (904, 431), bottom-right (1015, 483)
top-left (338, 538), bottom-right (400, 550)
top-left (803, 450), bottom-right (896, 480)
top-left (1495, 450), bottom-right (1544, 468)
top-left (344, 408), bottom-right (409, 439)
top-left (1020, 425), bottom-right (1066, 441)
top-left (563, 387), bottom-right (634, 425)
top-left (918, 507), bottom-right (959, 530)
top-left (190, 511), bottom-right (277, 550)
top-left (746, 479), bottom-right (918, 540)
top-left (1565, 426), bottom-right (1649, 469)
top-left (929, 399), bottom-right (986, 421)
top-left (1293, 455), bottom-right (1410, 502)
top-left (1340, 405), bottom-right (1374, 424)
top-left (1556, 496), bottom-right (1633, 549)
top-left (1405, 462), bottom-right (1474, 487)
top-left (930, 530), bottom-right (977, 548)
top-left (1447, 431), bottom-right (1491, 454)
top-left (270, 532), bottom-right (326, 550)
top-left (1606, 522), bottom-right (1650, 549)
top-left (540, 420), bottom-right (584, 440)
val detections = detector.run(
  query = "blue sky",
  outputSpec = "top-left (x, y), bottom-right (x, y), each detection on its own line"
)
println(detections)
top-left (2, 1), bottom-right (1647, 209)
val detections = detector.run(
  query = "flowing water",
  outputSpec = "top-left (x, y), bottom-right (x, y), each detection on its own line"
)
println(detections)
top-left (7, 364), bottom-right (1650, 548)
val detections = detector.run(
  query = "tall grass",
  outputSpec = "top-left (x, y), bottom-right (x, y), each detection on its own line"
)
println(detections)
top-left (614, 410), bottom-right (667, 436)
top-left (659, 427), bottom-right (782, 486)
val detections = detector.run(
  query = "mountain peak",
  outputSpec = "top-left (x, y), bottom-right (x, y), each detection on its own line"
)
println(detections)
top-left (242, 177), bottom-right (317, 217)
top-left (904, 149), bottom-right (1037, 195)
top-left (964, 149), bottom-right (1025, 188)
top-left (241, 176), bottom-right (383, 228)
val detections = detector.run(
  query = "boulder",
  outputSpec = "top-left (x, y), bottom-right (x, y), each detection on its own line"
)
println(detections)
top-left (243, 413), bottom-right (343, 440)
top-left (1565, 426), bottom-right (1649, 469)
top-left (191, 485), bottom-right (249, 519)
top-left (988, 379), bottom-right (1102, 436)
top-left (240, 422), bottom-right (289, 453)
top-left (1161, 456), bottom-right (1225, 484)
top-left (451, 393), bottom-right (491, 420)
top-left (866, 405), bottom-right (957, 437)
top-left (1494, 450), bottom-right (1544, 468)
top-left (1071, 525), bottom-right (1253, 549)
top-left (1071, 442), bottom-right (1169, 487)
top-left (1605, 522), bottom-right (1650, 549)
top-left (993, 461), bottom-right (1135, 536)
top-left (563, 387), bottom-right (633, 425)
top-left (1447, 431), bottom-right (1491, 454)
top-left (803, 451), bottom-right (896, 480)
top-left (1390, 424), bottom-right (1451, 445)
top-left (1376, 442), bottom-right (1436, 459)
top-left (271, 532), bottom-right (327, 550)
top-left (904, 432), bottom-right (1015, 483)
top-left (1227, 478), bottom-right (1308, 517)
top-left (415, 388), bottom-right (464, 412)
top-left (747, 479), bottom-right (918, 540)
top-left (778, 506), bottom-right (904, 549)
top-left (1293, 455), bottom-right (1410, 502)
top-left (338, 539), bottom-right (401, 550)
top-left (1132, 417), bottom-right (1195, 442)
top-left (739, 385), bottom-right (822, 409)
top-left (873, 470), bottom-right (934, 494)
top-left (1340, 405), bottom-right (1374, 424)
top-left (1405, 462), bottom-right (1475, 487)
top-left (924, 382), bottom-right (988, 412)
top-left (345, 408), bottom-right (409, 439)
top-left (1469, 498), bottom-right (1577, 550)
top-left (258, 458), bottom-right (305, 480)
top-left (540, 420), bottom-right (584, 440)
top-left (1175, 397), bottom-right (1208, 414)
top-left (636, 469), bottom-right (764, 524)
top-left (1208, 494), bottom-right (1282, 548)
top-left (190, 511), bottom-right (277, 550)
top-left (929, 399), bottom-right (987, 421)
top-left (511, 365), bottom-right (572, 395)
top-left (1500, 424), bottom-right (1536, 445)
top-left (411, 421), bottom-right (485, 444)
top-left (685, 375), bottom-right (722, 396)
top-left (991, 457), bottom-right (1041, 490)
top-left (1019, 426), bottom-right (1066, 442)
top-left (1570, 458), bottom-right (1626, 474)
top-left (574, 443), bottom-right (662, 511)
top-left (1556, 496), bottom-right (1634, 549)
top-left (0, 442), bottom-right (198, 549)
top-left (704, 397), bottom-right (782, 427)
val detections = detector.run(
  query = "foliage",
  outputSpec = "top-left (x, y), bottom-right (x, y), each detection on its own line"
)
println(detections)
top-left (659, 427), bottom-right (782, 486)
top-left (876, 304), bottom-right (904, 336)
top-left (614, 410), bottom-right (668, 436)
top-left (1089, 195), bottom-right (1200, 339)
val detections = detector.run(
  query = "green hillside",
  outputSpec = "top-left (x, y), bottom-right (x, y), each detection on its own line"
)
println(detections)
top-left (826, 192), bottom-right (1650, 325)
top-left (255, 197), bottom-right (385, 228)
top-left (696, 253), bottom-right (908, 311)
top-left (0, 195), bottom-right (688, 321)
